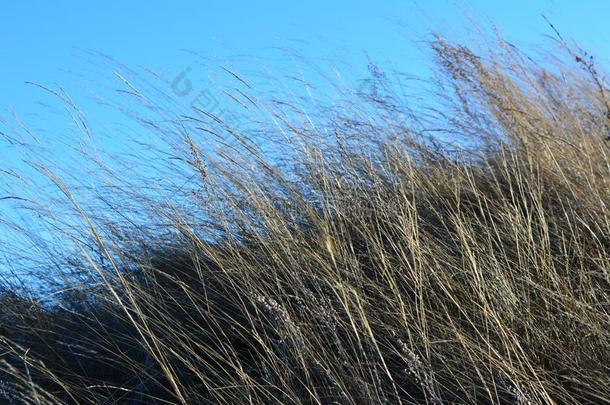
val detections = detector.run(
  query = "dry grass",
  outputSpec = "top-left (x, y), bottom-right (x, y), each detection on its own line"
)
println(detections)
top-left (0, 34), bottom-right (609, 404)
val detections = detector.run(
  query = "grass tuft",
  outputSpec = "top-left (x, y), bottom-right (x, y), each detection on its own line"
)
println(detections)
top-left (0, 34), bottom-right (609, 404)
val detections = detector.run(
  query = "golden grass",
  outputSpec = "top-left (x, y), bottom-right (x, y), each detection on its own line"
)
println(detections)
top-left (0, 34), bottom-right (609, 404)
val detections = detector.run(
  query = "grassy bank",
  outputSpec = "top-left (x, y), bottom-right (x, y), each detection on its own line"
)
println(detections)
top-left (0, 35), bottom-right (609, 404)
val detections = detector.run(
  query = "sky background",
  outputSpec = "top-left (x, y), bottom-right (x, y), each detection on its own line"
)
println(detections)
top-left (2, 1), bottom-right (609, 183)
top-left (2, 1), bottom-right (609, 119)
top-left (0, 1), bottom-right (609, 276)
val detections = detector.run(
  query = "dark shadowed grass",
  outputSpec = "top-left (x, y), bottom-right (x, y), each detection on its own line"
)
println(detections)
top-left (0, 33), bottom-right (609, 404)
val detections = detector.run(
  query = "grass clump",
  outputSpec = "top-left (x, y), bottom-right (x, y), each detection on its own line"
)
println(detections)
top-left (0, 34), bottom-right (609, 404)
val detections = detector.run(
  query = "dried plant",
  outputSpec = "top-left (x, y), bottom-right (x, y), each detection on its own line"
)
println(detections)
top-left (0, 32), bottom-right (609, 404)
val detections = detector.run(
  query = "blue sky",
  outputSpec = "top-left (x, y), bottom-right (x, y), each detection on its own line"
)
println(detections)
top-left (0, 1), bottom-right (609, 278)
top-left (2, 1), bottom-right (609, 182)
top-left (2, 1), bottom-right (609, 117)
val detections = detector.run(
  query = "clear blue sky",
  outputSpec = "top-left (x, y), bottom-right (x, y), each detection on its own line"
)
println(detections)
top-left (0, 1), bottom-right (609, 278)
top-left (2, 1), bottom-right (609, 181)
top-left (2, 1), bottom-right (609, 117)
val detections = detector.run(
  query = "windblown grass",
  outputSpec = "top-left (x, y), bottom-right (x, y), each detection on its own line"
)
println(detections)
top-left (0, 34), bottom-right (609, 404)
